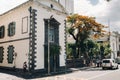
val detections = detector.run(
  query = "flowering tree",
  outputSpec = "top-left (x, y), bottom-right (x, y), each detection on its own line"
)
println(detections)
top-left (66, 14), bottom-right (106, 58)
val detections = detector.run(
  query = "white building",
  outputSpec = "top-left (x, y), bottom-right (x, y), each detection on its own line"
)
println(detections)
top-left (97, 31), bottom-right (120, 59)
top-left (57, 0), bottom-right (74, 14)
top-left (0, 0), bottom-right (73, 72)
top-left (110, 32), bottom-right (120, 59)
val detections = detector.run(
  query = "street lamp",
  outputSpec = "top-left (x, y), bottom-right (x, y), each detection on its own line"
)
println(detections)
top-left (108, 19), bottom-right (111, 58)
top-left (47, 15), bottom-right (53, 75)
top-left (48, 19), bottom-right (50, 75)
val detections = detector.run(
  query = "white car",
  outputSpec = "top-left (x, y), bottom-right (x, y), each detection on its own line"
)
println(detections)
top-left (102, 59), bottom-right (118, 70)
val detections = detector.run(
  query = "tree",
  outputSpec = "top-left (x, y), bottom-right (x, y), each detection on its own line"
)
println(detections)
top-left (92, 43), bottom-right (100, 57)
top-left (66, 14), bottom-right (106, 58)
top-left (103, 44), bottom-right (112, 58)
top-left (87, 40), bottom-right (95, 59)
top-left (66, 43), bottom-right (76, 59)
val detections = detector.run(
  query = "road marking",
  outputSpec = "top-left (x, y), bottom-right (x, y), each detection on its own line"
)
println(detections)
top-left (87, 69), bottom-right (120, 80)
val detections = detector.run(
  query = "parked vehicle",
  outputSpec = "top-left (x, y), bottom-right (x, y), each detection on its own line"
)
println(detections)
top-left (102, 59), bottom-right (118, 70)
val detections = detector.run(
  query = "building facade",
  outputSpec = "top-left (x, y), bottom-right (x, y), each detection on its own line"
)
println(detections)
top-left (56, 0), bottom-right (74, 14)
top-left (97, 31), bottom-right (120, 59)
top-left (0, 0), bottom-right (73, 72)
top-left (110, 32), bottom-right (120, 59)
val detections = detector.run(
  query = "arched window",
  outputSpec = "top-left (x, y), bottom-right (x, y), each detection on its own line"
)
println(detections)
top-left (8, 22), bottom-right (16, 36)
top-left (0, 26), bottom-right (5, 38)
top-left (49, 27), bottom-right (55, 42)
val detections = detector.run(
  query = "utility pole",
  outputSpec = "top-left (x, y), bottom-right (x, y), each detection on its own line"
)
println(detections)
top-left (108, 19), bottom-right (111, 58)
top-left (47, 15), bottom-right (53, 75)
top-left (48, 19), bottom-right (50, 75)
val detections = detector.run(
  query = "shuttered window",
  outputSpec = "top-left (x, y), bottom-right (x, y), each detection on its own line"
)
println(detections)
top-left (7, 45), bottom-right (14, 63)
top-left (0, 47), bottom-right (4, 63)
top-left (0, 26), bottom-right (5, 38)
top-left (8, 22), bottom-right (16, 36)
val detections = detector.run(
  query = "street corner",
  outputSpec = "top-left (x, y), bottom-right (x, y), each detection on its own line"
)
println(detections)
top-left (39, 76), bottom-right (88, 80)
top-left (75, 78), bottom-right (88, 80)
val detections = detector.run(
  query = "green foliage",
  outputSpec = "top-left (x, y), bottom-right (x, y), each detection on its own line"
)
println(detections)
top-left (68, 28), bottom-right (75, 35)
top-left (66, 43), bottom-right (76, 59)
top-left (67, 48), bottom-right (73, 59)
top-left (50, 44), bottom-right (61, 56)
top-left (104, 44), bottom-right (112, 56)
top-left (87, 40), bottom-right (95, 49)
top-left (86, 40), bottom-right (98, 58)
top-left (92, 43), bottom-right (100, 56)
top-left (66, 14), bottom-right (105, 59)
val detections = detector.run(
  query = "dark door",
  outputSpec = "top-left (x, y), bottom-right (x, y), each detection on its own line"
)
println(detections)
top-left (44, 18), bottom-right (60, 73)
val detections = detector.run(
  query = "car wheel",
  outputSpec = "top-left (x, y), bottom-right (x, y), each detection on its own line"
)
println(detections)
top-left (116, 65), bottom-right (118, 69)
top-left (111, 67), bottom-right (114, 70)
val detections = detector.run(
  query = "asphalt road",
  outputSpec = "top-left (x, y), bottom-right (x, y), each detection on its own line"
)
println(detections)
top-left (38, 65), bottom-right (120, 80)
top-left (0, 66), bottom-right (120, 80)
top-left (60, 65), bottom-right (120, 80)
top-left (87, 67), bottom-right (120, 80)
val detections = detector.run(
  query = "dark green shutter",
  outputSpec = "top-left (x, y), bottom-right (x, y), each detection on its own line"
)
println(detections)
top-left (0, 47), bottom-right (4, 63)
top-left (7, 45), bottom-right (14, 63)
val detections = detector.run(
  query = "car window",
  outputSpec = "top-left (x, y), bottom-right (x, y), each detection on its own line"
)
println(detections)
top-left (103, 60), bottom-right (110, 63)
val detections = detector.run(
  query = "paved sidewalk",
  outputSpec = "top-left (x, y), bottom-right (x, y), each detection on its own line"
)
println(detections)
top-left (68, 66), bottom-right (97, 72)
top-left (0, 73), bottom-right (24, 80)
top-left (0, 66), bottom-right (97, 80)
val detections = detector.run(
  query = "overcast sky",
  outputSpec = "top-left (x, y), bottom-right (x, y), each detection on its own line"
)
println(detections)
top-left (0, 0), bottom-right (120, 32)
top-left (0, 0), bottom-right (27, 14)
top-left (74, 0), bottom-right (120, 32)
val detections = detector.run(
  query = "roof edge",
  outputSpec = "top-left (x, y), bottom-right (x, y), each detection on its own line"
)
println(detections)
top-left (0, 0), bottom-right (31, 17)
top-left (0, 0), bottom-right (68, 17)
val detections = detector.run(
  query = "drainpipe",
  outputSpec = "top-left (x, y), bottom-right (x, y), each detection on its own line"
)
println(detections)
top-left (48, 19), bottom-right (50, 75)
top-left (28, 6), bottom-right (32, 72)
top-left (116, 34), bottom-right (118, 58)
top-left (47, 15), bottom-right (53, 75)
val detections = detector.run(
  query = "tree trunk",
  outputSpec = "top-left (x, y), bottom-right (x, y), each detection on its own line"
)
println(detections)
top-left (75, 39), bottom-right (80, 59)
top-left (54, 55), bottom-right (56, 72)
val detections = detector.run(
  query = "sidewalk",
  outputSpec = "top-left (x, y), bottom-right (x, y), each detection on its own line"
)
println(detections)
top-left (69, 66), bottom-right (98, 71)
top-left (0, 66), bottom-right (97, 80)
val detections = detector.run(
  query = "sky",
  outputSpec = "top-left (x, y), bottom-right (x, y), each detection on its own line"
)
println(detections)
top-left (0, 0), bottom-right (120, 32)
top-left (0, 0), bottom-right (28, 14)
top-left (74, 0), bottom-right (120, 32)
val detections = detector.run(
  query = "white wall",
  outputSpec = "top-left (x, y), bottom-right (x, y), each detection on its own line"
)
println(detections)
top-left (33, 1), bottom-right (66, 69)
top-left (59, 0), bottom-right (74, 14)
top-left (0, 0), bottom-right (67, 70)
top-left (0, 2), bottom-right (31, 68)
top-left (110, 34), bottom-right (118, 59)
top-left (0, 40), bottom-right (29, 68)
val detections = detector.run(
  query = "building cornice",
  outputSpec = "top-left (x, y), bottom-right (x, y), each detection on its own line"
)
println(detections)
top-left (34, 0), bottom-right (68, 14)
top-left (0, 0), bottom-right (31, 17)
top-left (0, 0), bottom-right (68, 18)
